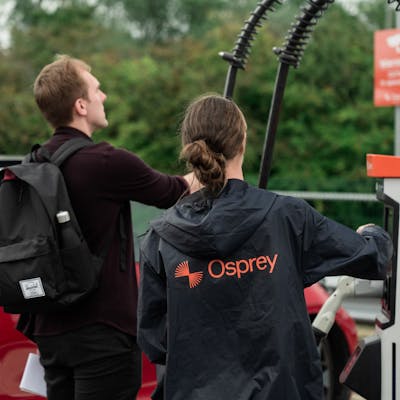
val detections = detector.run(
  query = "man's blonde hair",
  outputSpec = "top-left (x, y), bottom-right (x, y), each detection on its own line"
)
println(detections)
top-left (34, 55), bottom-right (91, 128)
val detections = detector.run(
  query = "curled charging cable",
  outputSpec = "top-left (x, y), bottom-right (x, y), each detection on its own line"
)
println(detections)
top-left (219, 0), bottom-right (284, 98)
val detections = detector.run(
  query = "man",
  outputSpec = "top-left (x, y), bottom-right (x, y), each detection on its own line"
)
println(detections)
top-left (17, 55), bottom-right (196, 400)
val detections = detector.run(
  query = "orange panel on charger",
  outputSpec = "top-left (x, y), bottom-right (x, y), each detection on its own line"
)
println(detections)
top-left (366, 153), bottom-right (400, 177)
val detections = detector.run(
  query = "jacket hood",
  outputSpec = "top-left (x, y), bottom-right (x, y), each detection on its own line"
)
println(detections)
top-left (150, 179), bottom-right (277, 258)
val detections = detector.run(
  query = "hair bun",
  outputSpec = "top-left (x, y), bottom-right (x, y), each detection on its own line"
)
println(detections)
top-left (180, 140), bottom-right (226, 193)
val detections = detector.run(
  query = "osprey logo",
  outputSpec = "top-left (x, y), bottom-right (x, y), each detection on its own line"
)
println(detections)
top-left (175, 254), bottom-right (278, 288)
top-left (175, 261), bottom-right (203, 288)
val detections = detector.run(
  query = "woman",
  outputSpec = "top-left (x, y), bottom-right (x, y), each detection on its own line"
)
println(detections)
top-left (137, 94), bottom-right (392, 400)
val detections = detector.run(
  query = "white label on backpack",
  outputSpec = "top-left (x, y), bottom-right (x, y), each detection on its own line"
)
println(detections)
top-left (19, 278), bottom-right (45, 299)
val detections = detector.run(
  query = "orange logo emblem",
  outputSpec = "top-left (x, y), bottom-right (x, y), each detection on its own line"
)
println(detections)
top-left (175, 261), bottom-right (203, 288)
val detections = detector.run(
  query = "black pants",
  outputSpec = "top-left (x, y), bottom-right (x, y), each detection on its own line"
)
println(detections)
top-left (35, 324), bottom-right (142, 400)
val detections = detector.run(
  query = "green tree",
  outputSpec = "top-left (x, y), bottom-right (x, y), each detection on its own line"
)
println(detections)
top-left (0, 0), bottom-right (138, 154)
top-left (0, 0), bottom-right (395, 227)
top-left (358, 0), bottom-right (396, 30)
top-left (97, 0), bottom-right (255, 41)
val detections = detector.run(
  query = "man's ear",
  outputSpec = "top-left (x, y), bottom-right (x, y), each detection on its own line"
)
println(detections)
top-left (74, 98), bottom-right (87, 116)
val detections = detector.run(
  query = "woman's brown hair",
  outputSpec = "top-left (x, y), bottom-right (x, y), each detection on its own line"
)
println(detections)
top-left (34, 55), bottom-right (91, 128)
top-left (180, 94), bottom-right (246, 194)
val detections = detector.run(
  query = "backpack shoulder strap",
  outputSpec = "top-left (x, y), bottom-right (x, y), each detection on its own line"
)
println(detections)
top-left (50, 138), bottom-right (94, 167)
top-left (22, 144), bottom-right (49, 164)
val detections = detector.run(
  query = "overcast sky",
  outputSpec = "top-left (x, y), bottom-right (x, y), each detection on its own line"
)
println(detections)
top-left (0, 0), bottom-right (13, 47)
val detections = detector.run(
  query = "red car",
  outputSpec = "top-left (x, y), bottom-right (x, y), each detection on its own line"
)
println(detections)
top-left (0, 282), bottom-right (357, 400)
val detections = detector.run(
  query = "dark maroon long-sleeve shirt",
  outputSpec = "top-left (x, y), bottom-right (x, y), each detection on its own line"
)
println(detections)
top-left (19, 127), bottom-right (188, 338)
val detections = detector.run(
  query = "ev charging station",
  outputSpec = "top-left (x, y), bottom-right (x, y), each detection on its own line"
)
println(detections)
top-left (335, 154), bottom-right (400, 400)
top-left (312, 154), bottom-right (400, 399)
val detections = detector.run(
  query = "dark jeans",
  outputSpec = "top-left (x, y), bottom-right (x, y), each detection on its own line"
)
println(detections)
top-left (35, 324), bottom-right (142, 400)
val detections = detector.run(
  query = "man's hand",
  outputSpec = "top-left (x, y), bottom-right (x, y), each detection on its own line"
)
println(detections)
top-left (183, 172), bottom-right (203, 194)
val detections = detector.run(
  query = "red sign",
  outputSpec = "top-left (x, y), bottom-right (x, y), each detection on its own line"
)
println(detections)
top-left (374, 29), bottom-right (400, 107)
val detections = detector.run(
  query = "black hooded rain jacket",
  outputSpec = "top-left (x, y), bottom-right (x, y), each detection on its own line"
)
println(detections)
top-left (138, 179), bottom-right (392, 400)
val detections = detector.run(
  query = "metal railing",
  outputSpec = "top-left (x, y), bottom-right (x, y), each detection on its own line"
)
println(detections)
top-left (274, 190), bottom-right (377, 202)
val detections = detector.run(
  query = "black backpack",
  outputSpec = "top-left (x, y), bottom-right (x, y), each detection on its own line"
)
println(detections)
top-left (0, 138), bottom-right (104, 313)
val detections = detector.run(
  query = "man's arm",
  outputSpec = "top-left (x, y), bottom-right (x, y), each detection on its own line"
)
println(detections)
top-left (102, 145), bottom-right (189, 208)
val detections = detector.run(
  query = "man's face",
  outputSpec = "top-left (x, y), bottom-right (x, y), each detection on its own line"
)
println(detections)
top-left (80, 69), bottom-right (108, 132)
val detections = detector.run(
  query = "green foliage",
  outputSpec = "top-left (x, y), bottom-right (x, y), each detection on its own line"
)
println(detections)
top-left (268, 5), bottom-right (394, 194)
top-left (97, 0), bottom-right (254, 41)
top-left (358, 0), bottom-right (396, 30)
top-left (0, 0), bottom-right (395, 226)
